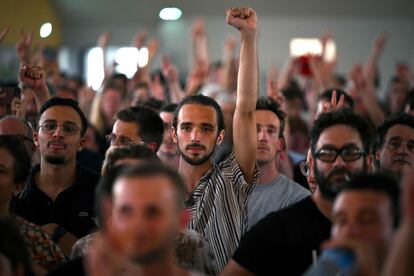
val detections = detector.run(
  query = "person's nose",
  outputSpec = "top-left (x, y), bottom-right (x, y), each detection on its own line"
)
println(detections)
top-left (190, 128), bottom-right (201, 143)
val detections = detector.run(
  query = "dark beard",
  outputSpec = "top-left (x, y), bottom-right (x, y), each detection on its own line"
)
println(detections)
top-left (178, 145), bottom-right (215, 166)
top-left (45, 155), bottom-right (66, 165)
top-left (314, 160), bottom-right (367, 201)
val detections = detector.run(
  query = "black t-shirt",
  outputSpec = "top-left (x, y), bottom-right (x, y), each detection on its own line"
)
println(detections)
top-left (47, 257), bottom-right (85, 276)
top-left (13, 164), bottom-right (100, 238)
top-left (233, 196), bottom-right (331, 276)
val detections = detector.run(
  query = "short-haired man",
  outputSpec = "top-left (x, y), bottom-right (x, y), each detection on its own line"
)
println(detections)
top-left (172, 7), bottom-right (259, 271)
top-left (13, 98), bottom-right (100, 256)
top-left (375, 113), bottom-right (414, 177)
top-left (157, 104), bottom-right (180, 169)
top-left (248, 96), bottom-right (310, 228)
top-left (222, 109), bottom-right (374, 276)
top-left (49, 163), bottom-right (195, 276)
top-left (106, 105), bottom-right (164, 152)
top-left (307, 172), bottom-right (399, 275)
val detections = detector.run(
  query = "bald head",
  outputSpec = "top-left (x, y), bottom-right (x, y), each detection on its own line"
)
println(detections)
top-left (0, 116), bottom-right (31, 137)
top-left (0, 116), bottom-right (34, 157)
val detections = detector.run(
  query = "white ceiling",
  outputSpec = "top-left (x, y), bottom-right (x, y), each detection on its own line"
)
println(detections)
top-left (53, 0), bottom-right (414, 27)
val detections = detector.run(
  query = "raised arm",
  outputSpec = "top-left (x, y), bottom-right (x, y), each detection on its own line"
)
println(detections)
top-left (19, 64), bottom-right (51, 109)
top-left (226, 7), bottom-right (258, 185)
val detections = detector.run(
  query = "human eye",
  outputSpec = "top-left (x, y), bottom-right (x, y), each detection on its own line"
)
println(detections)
top-left (42, 120), bottom-right (57, 132)
top-left (342, 147), bottom-right (361, 160)
top-left (388, 139), bottom-right (401, 149)
top-left (407, 141), bottom-right (414, 152)
top-left (146, 205), bottom-right (161, 219)
top-left (202, 126), bottom-right (213, 132)
top-left (119, 137), bottom-right (133, 145)
top-left (119, 205), bottom-right (133, 217)
top-left (267, 127), bottom-right (277, 136)
top-left (318, 148), bottom-right (336, 161)
top-left (63, 122), bottom-right (78, 135)
top-left (180, 124), bottom-right (191, 132)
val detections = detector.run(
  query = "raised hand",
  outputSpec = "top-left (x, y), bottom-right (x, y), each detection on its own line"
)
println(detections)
top-left (97, 32), bottom-right (111, 48)
top-left (16, 30), bottom-right (33, 63)
top-left (226, 7), bottom-right (257, 35)
top-left (0, 27), bottom-right (10, 42)
top-left (19, 64), bottom-right (46, 90)
top-left (320, 90), bottom-right (345, 114)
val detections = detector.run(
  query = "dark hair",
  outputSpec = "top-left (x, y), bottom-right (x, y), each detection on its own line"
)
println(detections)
top-left (38, 97), bottom-right (88, 136)
top-left (0, 135), bottom-right (31, 184)
top-left (160, 103), bottom-right (178, 114)
top-left (101, 144), bottom-right (161, 177)
top-left (256, 96), bottom-right (286, 139)
top-left (318, 89), bottom-right (354, 111)
top-left (173, 95), bottom-right (224, 133)
top-left (310, 109), bottom-right (374, 154)
top-left (375, 113), bottom-right (414, 151)
top-left (338, 171), bottom-right (400, 228)
top-left (141, 98), bottom-right (166, 112)
top-left (96, 163), bottom-right (186, 227)
top-left (0, 218), bottom-right (32, 275)
top-left (407, 89), bottom-right (414, 111)
top-left (116, 106), bottom-right (164, 152)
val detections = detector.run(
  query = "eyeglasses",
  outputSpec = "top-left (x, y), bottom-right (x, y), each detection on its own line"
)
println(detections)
top-left (105, 133), bottom-right (144, 147)
top-left (385, 138), bottom-right (414, 153)
top-left (299, 161), bottom-right (310, 177)
top-left (314, 146), bottom-right (366, 163)
top-left (39, 120), bottom-right (80, 136)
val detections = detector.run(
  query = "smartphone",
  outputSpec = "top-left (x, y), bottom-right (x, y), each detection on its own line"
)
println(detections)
top-left (0, 86), bottom-right (21, 105)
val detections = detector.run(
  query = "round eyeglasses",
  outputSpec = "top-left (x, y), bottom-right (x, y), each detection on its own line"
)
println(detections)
top-left (39, 120), bottom-right (80, 136)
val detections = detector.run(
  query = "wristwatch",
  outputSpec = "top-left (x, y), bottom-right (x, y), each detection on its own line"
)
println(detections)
top-left (52, 225), bottom-right (67, 243)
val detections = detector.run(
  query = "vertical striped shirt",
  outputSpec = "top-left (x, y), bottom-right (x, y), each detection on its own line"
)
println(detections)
top-left (187, 152), bottom-right (259, 272)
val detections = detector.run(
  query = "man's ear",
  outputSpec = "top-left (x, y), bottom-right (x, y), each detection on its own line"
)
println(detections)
top-left (13, 182), bottom-right (24, 196)
top-left (277, 137), bottom-right (285, 151)
top-left (146, 142), bottom-right (158, 152)
top-left (216, 129), bottom-right (225, 145)
top-left (172, 127), bottom-right (178, 144)
top-left (33, 132), bottom-right (39, 147)
top-left (78, 137), bottom-right (86, 152)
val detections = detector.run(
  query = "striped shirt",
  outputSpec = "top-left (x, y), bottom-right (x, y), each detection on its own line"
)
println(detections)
top-left (187, 152), bottom-right (259, 272)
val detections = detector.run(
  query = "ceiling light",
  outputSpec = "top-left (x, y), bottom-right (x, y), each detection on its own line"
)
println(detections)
top-left (159, 7), bottom-right (182, 21)
top-left (40, 22), bottom-right (52, 38)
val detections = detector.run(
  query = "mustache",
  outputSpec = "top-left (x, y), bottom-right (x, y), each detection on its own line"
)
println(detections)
top-left (327, 167), bottom-right (351, 181)
top-left (394, 154), bottom-right (410, 163)
top-left (185, 143), bottom-right (206, 150)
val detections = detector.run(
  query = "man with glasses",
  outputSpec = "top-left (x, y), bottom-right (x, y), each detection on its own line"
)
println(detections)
top-left (106, 105), bottom-right (164, 153)
top-left (375, 113), bottom-right (414, 178)
top-left (248, 97), bottom-right (310, 229)
top-left (222, 109), bottom-right (374, 276)
top-left (13, 98), bottom-right (100, 257)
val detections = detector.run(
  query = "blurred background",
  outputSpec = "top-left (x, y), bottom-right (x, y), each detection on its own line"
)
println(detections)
top-left (0, 0), bottom-right (413, 95)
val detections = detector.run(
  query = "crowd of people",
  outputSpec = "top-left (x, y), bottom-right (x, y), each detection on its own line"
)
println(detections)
top-left (0, 6), bottom-right (413, 276)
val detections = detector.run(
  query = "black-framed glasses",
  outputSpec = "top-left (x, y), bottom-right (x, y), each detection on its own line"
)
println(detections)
top-left (314, 146), bottom-right (366, 163)
top-left (39, 120), bottom-right (80, 136)
top-left (299, 161), bottom-right (310, 177)
top-left (105, 133), bottom-right (145, 147)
